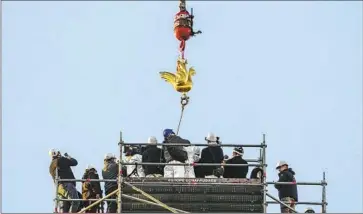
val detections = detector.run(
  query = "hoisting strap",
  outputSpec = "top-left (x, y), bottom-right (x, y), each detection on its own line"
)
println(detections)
top-left (176, 94), bottom-right (189, 135)
top-left (179, 41), bottom-right (186, 59)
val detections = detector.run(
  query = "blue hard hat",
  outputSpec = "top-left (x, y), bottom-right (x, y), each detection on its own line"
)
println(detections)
top-left (163, 129), bottom-right (175, 138)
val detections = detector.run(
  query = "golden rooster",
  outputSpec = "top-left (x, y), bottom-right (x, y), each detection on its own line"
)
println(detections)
top-left (159, 58), bottom-right (196, 94)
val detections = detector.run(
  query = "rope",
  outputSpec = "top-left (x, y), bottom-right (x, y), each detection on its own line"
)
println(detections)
top-left (176, 94), bottom-right (189, 135)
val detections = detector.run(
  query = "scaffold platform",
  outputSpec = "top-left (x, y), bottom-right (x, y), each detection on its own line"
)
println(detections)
top-left (122, 178), bottom-right (263, 213)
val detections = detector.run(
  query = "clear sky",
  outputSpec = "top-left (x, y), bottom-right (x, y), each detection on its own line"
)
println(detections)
top-left (2, 1), bottom-right (362, 213)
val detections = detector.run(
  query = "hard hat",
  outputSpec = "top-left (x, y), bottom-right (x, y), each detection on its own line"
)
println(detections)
top-left (87, 165), bottom-right (96, 170)
top-left (276, 160), bottom-right (288, 169)
top-left (148, 136), bottom-right (157, 144)
top-left (233, 147), bottom-right (244, 155)
top-left (49, 148), bottom-right (60, 157)
top-left (104, 153), bottom-right (115, 160)
top-left (163, 129), bottom-right (175, 138)
top-left (205, 132), bottom-right (217, 142)
top-left (305, 208), bottom-right (315, 213)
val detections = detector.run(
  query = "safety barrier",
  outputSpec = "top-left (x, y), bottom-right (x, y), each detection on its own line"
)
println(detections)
top-left (53, 132), bottom-right (328, 213)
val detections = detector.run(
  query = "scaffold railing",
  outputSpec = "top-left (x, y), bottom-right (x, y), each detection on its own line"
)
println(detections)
top-left (53, 132), bottom-right (328, 213)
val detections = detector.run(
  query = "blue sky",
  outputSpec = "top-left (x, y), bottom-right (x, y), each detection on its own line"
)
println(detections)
top-left (2, 1), bottom-right (362, 213)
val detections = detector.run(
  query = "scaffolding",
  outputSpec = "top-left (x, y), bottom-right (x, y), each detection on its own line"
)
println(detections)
top-left (54, 132), bottom-right (328, 213)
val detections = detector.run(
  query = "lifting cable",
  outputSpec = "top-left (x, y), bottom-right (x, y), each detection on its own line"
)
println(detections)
top-left (176, 93), bottom-right (189, 135)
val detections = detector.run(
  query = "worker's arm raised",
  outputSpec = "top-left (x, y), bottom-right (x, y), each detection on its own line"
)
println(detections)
top-left (62, 153), bottom-right (78, 166)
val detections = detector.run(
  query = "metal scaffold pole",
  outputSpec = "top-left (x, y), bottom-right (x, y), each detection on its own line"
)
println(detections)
top-left (54, 168), bottom-right (59, 213)
top-left (261, 134), bottom-right (267, 213)
top-left (322, 171), bottom-right (327, 213)
top-left (117, 131), bottom-right (123, 213)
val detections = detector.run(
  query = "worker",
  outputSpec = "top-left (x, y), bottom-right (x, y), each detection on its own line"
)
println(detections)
top-left (184, 145), bottom-right (201, 178)
top-left (198, 133), bottom-right (224, 178)
top-left (305, 207), bottom-right (315, 213)
top-left (223, 147), bottom-right (249, 178)
top-left (124, 145), bottom-right (145, 177)
top-left (250, 166), bottom-right (264, 182)
top-left (81, 165), bottom-right (103, 213)
top-left (102, 153), bottom-right (119, 213)
top-left (274, 161), bottom-right (298, 213)
top-left (162, 128), bottom-right (190, 178)
top-left (142, 136), bottom-right (165, 177)
top-left (49, 149), bottom-right (80, 213)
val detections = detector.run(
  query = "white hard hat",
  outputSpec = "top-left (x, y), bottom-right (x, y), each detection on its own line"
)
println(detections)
top-left (49, 148), bottom-right (60, 157)
top-left (104, 153), bottom-right (115, 160)
top-left (205, 132), bottom-right (217, 142)
top-left (148, 136), bottom-right (157, 144)
top-left (276, 160), bottom-right (288, 169)
top-left (87, 165), bottom-right (95, 170)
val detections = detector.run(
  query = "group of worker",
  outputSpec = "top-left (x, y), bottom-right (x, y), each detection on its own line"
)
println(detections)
top-left (49, 128), bottom-right (312, 213)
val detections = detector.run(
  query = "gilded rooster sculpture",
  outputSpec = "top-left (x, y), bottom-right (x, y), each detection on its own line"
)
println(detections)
top-left (159, 57), bottom-right (196, 94)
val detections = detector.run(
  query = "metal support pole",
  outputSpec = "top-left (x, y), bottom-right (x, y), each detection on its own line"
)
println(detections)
top-left (261, 134), bottom-right (267, 213)
top-left (266, 192), bottom-right (298, 213)
top-left (266, 181), bottom-right (324, 186)
top-left (117, 131), bottom-right (123, 213)
top-left (54, 168), bottom-right (59, 213)
top-left (121, 162), bottom-right (263, 167)
top-left (322, 171), bottom-right (327, 213)
top-left (266, 201), bottom-right (324, 205)
top-left (121, 142), bottom-right (265, 147)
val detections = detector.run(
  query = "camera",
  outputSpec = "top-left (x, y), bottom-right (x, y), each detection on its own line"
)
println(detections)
top-left (123, 145), bottom-right (146, 155)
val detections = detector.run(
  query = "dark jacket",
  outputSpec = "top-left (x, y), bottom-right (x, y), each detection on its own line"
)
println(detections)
top-left (274, 168), bottom-right (298, 201)
top-left (198, 146), bottom-right (224, 177)
top-left (102, 160), bottom-right (119, 193)
top-left (49, 156), bottom-right (78, 186)
top-left (223, 156), bottom-right (249, 178)
top-left (163, 135), bottom-right (190, 163)
top-left (142, 145), bottom-right (165, 175)
top-left (82, 169), bottom-right (103, 199)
